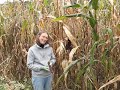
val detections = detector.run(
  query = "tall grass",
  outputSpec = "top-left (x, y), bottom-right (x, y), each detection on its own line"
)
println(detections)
top-left (0, 0), bottom-right (120, 90)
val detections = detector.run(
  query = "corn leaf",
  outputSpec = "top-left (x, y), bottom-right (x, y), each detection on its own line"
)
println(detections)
top-left (61, 59), bottom-right (69, 69)
top-left (53, 13), bottom-right (89, 22)
top-left (69, 46), bottom-right (79, 62)
top-left (53, 16), bottom-right (66, 22)
top-left (89, 11), bottom-right (97, 29)
top-left (44, 0), bottom-right (49, 6)
top-left (90, 41), bottom-right (99, 65)
top-left (91, 0), bottom-right (99, 10)
top-left (64, 4), bottom-right (81, 8)
top-left (28, 2), bottom-right (34, 12)
top-left (98, 75), bottom-right (120, 90)
top-left (63, 25), bottom-right (77, 47)
top-left (22, 20), bottom-right (28, 32)
top-left (56, 41), bottom-right (65, 55)
top-left (92, 29), bottom-right (99, 41)
top-left (55, 57), bottom-right (86, 88)
top-left (77, 62), bottom-right (90, 80)
top-left (65, 13), bottom-right (89, 18)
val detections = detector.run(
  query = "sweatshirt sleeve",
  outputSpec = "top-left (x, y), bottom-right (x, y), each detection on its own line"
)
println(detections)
top-left (27, 49), bottom-right (43, 71)
top-left (50, 48), bottom-right (56, 66)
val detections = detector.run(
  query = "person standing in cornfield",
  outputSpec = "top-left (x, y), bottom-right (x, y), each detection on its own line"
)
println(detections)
top-left (27, 31), bottom-right (56, 90)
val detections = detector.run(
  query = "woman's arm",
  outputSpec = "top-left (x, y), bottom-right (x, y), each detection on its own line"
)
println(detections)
top-left (27, 49), bottom-right (44, 71)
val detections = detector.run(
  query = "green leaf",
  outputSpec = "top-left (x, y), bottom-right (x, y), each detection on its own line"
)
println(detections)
top-left (108, 58), bottom-right (112, 70)
top-left (0, 85), bottom-right (5, 90)
top-left (88, 11), bottom-right (97, 28)
top-left (28, 2), bottom-right (34, 12)
top-left (101, 49), bottom-right (108, 66)
top-left (99, 0), bottom-right (104, 10)
top-left (90, 41), bottom-right (99, 65)
top-left (89, 17), bottom-right (97, 29)
top-left (77, 63), bottom-right (90, 80)
top-left (91, 0), bottom-right (99, 10)
top-left (92, 29), bottom-right (99, 41)
top-left (53, 13), bottom-right (89, 22)
top-left (44, 0), bottom-right (48, 6)
top-left (22, 20), bottom-right (28, 32)
top-left (53, 16), bottom-right (66, 22)
top-left (66, 13), bottom-right (89, 18)
top-left (64, 4), bottom-right (81, 8)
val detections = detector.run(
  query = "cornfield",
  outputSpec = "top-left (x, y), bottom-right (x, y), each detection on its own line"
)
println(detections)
top-left (0, 0), bottom-right (120, 90)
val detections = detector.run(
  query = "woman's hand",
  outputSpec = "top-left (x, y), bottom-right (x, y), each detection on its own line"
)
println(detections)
top-left (41, 66), bottom-right (49, 71)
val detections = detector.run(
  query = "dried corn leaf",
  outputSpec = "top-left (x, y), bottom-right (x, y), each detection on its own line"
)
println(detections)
top-left (63, 25), bottom-right (77, 47)
top-left (98, 75), bottom-right (120, 90)
top-left (38, 19), bottom-right (44, 29)
top-left (61, 59), bottom-right (69, 69)
top-left (69, 46), bottom-right (79, 62)
top-left (31, 23), bottom-right (35, 34)
top-left (116, 24), bottom-right (120, 36)
top-left (61, 59), bottom-right (69, 89)
top-left (56, 41), bottom-right (65, 55)
top-left (47, 15), bottom-right (56, 19)
top-left (55, 57), bottom-right (85, 87)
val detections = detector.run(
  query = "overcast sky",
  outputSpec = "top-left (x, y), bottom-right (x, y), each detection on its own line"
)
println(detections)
top-left (0, 0), bottom-right (30, 4)
top-left (0, 0), bottom-right (13, 4)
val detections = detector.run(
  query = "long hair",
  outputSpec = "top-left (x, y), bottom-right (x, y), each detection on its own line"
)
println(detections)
top-left (36, 31), bottom-right (49, 45)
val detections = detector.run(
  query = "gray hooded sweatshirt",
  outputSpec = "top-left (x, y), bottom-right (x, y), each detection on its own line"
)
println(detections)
top-left (27, 44), bottom-right (56, 77)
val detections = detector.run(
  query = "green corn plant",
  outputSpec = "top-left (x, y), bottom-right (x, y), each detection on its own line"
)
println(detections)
top-left (54, 57), bottom-right (86, 89)
top-left (54, 0), bottom-right (99, 41)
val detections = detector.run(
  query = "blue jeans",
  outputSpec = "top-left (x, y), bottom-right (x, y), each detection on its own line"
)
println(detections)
top-left (32, 75), bottom-right (52, 90)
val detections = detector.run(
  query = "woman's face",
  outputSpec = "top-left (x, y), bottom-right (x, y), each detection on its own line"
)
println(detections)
top-left (39, 33), bottom-right (48, 45)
